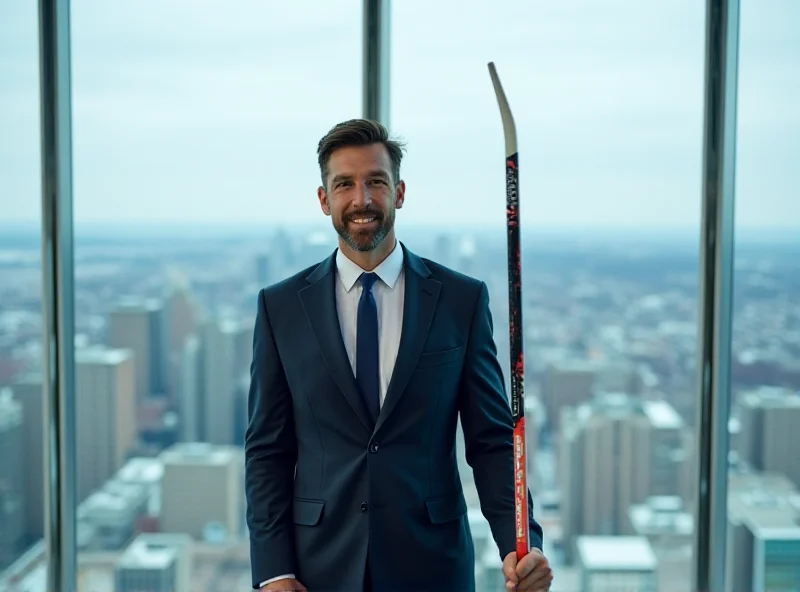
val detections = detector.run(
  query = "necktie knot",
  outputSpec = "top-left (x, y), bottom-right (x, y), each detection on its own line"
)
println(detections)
top-left (360, 272), bottom-right (378, 292)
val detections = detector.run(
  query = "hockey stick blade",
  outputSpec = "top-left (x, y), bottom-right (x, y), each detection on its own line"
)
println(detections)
top-left (488, 61), bottom-right (529, 561)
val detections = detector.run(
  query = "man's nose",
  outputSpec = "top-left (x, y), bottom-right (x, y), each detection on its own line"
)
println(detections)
top-left (352, 182), bottom-right (372, 207)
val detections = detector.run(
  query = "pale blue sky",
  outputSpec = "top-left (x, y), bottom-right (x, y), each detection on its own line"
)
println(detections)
top-left (1, 0), bottom-right (798, 230)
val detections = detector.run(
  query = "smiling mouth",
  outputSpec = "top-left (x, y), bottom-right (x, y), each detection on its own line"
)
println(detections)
top-left (348, 216), bottom-right (379, 225)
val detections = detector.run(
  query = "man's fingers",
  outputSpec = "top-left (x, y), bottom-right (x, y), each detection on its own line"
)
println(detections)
top-left (518, 565), bottom-right (553, 591)
top-left (503, 552), bottom-right (519, 583)
top-left (515, 552), bottom-right (543, 579)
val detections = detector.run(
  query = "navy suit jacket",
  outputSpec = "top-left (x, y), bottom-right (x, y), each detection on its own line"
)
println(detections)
top-left (245, 243), bottom-right (543, 592)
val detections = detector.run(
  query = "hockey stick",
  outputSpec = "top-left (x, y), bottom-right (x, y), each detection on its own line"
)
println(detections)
top-left (488, 61), bottom-right (529, 560)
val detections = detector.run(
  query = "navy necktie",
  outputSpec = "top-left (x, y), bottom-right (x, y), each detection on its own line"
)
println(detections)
top-left (356, 272), bottom-right (380, 423)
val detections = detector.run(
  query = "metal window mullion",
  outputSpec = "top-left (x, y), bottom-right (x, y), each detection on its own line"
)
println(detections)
top-left (363, 0), bottom-right (391, 126)
top-left (37, 0), bottom-right (77, 590)
top-left (693, 0), bottom-right (740, 591)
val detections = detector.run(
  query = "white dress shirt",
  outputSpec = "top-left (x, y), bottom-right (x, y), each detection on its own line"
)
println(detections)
top-left (259, 241), bottom-right (405, 588)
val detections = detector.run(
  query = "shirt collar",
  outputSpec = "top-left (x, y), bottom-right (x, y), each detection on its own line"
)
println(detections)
top-left (336, 240), bottom-right (404, 292)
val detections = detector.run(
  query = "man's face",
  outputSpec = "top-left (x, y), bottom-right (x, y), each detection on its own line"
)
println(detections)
top-left (318, 143), bottom-right (405, 253)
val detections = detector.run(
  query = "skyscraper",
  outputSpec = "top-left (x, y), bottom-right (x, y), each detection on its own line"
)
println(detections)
top-left (109, 298), bottom-right (168, 401)
top-left (75, 347), bottom-right (138, 502)
top-left (560, 394), bottom-right (688, 560)
top-left (0, 389), bottom-right (24, 568)
top-left (727, 472), bottom-right (800, 592)
top-left (159, 443), bottom-right (242, 541)
top-left (736, 387), bottom-right (800, 489)
top-left (199, 319), bottom-right (240, 445)
top-left (12, 377), bottom-right (44, 541)
top-left (575, 536), bottom-right (658, 592)
top-left (255, 252), bottom-right (271, 287)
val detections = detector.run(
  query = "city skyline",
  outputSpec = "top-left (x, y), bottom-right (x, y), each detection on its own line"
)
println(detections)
top-left (1, 225), bottom-right (798, 590)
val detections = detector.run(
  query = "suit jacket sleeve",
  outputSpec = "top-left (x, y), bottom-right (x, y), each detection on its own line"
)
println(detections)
top-left (245, 288), bottom-right (298, 587)
top-left (457, 281), bottom-right (544, 558)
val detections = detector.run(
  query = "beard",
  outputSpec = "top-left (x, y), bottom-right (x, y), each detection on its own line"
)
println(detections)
top-left (333, 208), bottom-right (394, 252)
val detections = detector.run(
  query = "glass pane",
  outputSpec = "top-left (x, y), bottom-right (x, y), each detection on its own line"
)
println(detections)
top-left (0, 1), bottom-right (48, 590)
top-left (392, 2), bottom-right (705, 591)
top-left (69, 2), bottom-right (360, 590)
top-left (728, 1), bottom-right (800, 591)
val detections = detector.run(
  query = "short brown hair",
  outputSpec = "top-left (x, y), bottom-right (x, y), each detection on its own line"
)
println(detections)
top-left (317, 119), bottom-right (405, 189)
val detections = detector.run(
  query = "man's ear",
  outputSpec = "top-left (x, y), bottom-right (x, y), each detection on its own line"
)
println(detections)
top-left (317, 186), bottom-right (331, 216)
top-left (395, 179), bottom-right (406, 209)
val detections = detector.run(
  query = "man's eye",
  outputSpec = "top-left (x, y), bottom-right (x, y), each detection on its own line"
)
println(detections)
top-left (369, 179), bottom-right (387, 186)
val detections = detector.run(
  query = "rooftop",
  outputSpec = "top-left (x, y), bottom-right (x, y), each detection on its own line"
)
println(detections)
top-left (78, 481), bottom-right (148, 519)
top-left (729, 472), bottom-right (800, 539)
top-left (112, 297), bottom-right (163, 313)
top-left (117, 537), bottom-right (179, 570)
top-left (629, 496), bottom-right (694, 536)
top-left (75, 346), bottom-right (132, 366)
top-left (160, 442), bottom-right (239, 466)
top-left (576, 536), bottom-right (658, 571)
top-left (742, 386), bottom-right (800, 409)
top-left (115, 457), bottom-right (164, 483)
top-left (642, 400), bottom-right (684, 429)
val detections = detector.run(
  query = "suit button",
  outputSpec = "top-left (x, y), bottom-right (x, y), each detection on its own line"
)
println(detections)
top-left (361, 502), bottom-right (369, 513)
top-left (370, 443), bottom-right (379, 453)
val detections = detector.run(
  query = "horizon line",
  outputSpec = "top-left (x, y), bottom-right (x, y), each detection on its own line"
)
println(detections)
top-left (2, 219), bottom-right (798, 232)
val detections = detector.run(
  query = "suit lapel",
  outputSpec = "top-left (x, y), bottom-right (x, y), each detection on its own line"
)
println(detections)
top-left (375, 246), bottom-right (441, 434)
top-left (298, 252), bottom-right (374, 433)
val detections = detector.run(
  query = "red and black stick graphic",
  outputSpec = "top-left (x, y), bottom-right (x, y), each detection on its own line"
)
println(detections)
top-left (488, 61), bottom-right (529, 560)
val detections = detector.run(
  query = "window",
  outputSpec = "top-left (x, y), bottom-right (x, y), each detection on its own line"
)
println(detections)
top-left (4, 0), bottom-right (797, 590)
top-left (0, 1), bottom-right (48, 587)
top-left (392, 2), bottom-right (705, 590)
top-left (726, 1), bottom-right (800, 590)
top-left (4, 1), bottom-right (361, 590)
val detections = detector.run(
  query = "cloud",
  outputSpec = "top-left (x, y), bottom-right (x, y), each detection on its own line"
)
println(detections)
top-left (0, 0), bottom-right (797, 229)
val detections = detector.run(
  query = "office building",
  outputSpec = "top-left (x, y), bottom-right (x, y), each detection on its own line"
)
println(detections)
top-left (560, 394), bottom-right (688, 560)
top-left (629, 496), bottom-right (693, 592)
top-left (114, 457), bottom-right (164, 521)
top-left (160, 443), bottom-right (242, 540)
top-left (543, 359), bottom-right (637, 430)
top-left (12, 378), bottom-right (45, 540)
top-left (0, 389), bottom-right (25, 567)
top-left (77, 480), bottom-right (150, 551)
top-left (115, 533), bottom-right (193, 592)
top-left (165, 280), bottom-right (199, 399)
top-left (736, 387), bottom-right (800, 489)
top-left (575, 536), bottom-right (658, 592)
top-left (727, 472), bottom-right (800, 592)
top-left (180, 334), bottom-right (203, 442)
top-left (75, 347), bottom-right (138, 502)
top-left (109, 298), bottom-right (168, 400)
top-left (199, 319), bottom-right (240, 445)
top-left (255, 252), bottom-right (271, 287)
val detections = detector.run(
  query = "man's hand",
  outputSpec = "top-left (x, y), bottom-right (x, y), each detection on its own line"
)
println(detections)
top-left (502, 549), bottom-right (553, 591)
top-left (260, 577), bottom-right (307, 591)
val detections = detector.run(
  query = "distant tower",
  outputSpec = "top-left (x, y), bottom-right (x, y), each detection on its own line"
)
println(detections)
top-left (560, 395), bottom-right (687, 561)
top-left (255, 252), bottom-right (271, 287)
top-left (75, 347), bottom-right (137, 502)
top-left (0, 389), bottom-right (25, 566)
top-left (159, 443), bottom-right (242, 541)
top-left (109, 298), bottom-right (168, 400)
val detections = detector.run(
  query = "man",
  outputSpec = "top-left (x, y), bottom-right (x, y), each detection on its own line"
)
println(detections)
top-left (245, 119), bottom-right (552, 592)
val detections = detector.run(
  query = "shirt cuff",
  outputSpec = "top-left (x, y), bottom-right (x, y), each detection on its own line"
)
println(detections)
top-left (259, 574), bottom-right (296, 588)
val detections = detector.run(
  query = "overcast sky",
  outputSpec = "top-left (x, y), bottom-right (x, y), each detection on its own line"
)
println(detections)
top-left (1, 0), bottom-right (798, 231)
